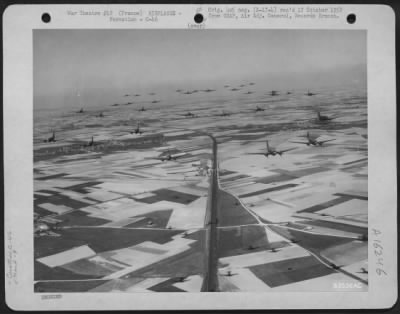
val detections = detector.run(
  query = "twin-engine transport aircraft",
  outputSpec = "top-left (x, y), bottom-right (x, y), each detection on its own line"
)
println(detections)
top-left (130, 123), bottom-right (143, 135)
top-left (44, 131), bottom-right (56, 143)
top-left (316, 110), bottom-right (336, 122)
top-left (157, 149), bottom-right (186, 162)
top-left (291, 132), bottom-right (336, 146)
top-left (248, 140), bottom-right (296, 157)
top-left (179, 112), bottom-right (196, 118)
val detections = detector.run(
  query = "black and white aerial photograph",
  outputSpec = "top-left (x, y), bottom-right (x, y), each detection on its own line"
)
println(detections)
top-left (33, 29), bottom-right (368, 293)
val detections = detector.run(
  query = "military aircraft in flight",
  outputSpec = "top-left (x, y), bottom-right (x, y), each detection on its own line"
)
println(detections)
top-left (157, 149), bottom-right (186, 161)
top-left (221, 270), bottom-right (238, 277)
top-left (254, 105), bottom-right (265, 112)
top-left (44, 131), bottom-right (56, 143)
top-left (244, 91), bottom-right (254, 95)
top-left (269, 90), bottom-right (279, 96)
top-left (316, 110), bottom-right (337, 122)
top-left (248, 140), bottom-right (296, 157)
top-left (329, 263), bottom-right (344, 270)
top-left (137, 106), bottom-right (146, 112)
top-left (179, 112), bottom-right (196, 118)
top-left (174, 276), bottom-right (190, 283)
top-left (357, 267), bottom-right (368, 274)
top-left (77, 108), bottom-right (84, 113)
top-left (130, 123), bottom-right (143, 135)
top-left (217, 110), bottom-right (231, 117)
top-left (291, 132), bottom-right (336, 146)
top-left (305, 90), bottom-right (316, 96)
top-left (85, 136), bottom-right (95, 147)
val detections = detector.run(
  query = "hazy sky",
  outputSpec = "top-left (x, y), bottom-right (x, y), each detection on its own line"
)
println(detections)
top-left (34, 29), bottom-right (366, 109)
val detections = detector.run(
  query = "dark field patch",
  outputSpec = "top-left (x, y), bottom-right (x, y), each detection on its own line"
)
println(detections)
top-left (61, 181), bottom-right (103, 194)
top-left (342, 157), bottom-right (368, 166)
top-left (255, 173), bottom-right (296, 184)
top-left (218, 169), bottom-right (236, 176)
top-left (34, 204), bottom-right (55, 217)
top-left (334, 192), bottom-right (368, 201)
top-left (269, 225), bottom-right (354, 255)
top-left (219, 174), bottom-right (250, 183)
top-left (121, 230), bottom-right (206, 281)
top-left (148, 278), bottom-right (186, 292)
top-left (53, 155), bottom-right (102, 164)
top-left (126, 209), bottom-right (173, 228)
top-left (249, 255), bottom-right (335, 288)
top-left (217, 225), bottom-right (288, 258)
top-left (139, 251), bottom-right (205, 279)
top-left (136, 189), bottom-right (199, 205)
top-left (298, 220), bottom-right (367, 235)
top-left (34, 261), bottom-right (99, 281)
top-left (35, 228), bottom-right (181, 258)
top-left (56, 210), bottom-right (110, 227)
top-left (34, 190), bottom-right (91, 210)
top-left (297, 195), bottom-right (354, 213)
top-left (239, 184), bottom-right (298, 198)
top-left (34, 279), bottom-right (108, 293)
top-left (36, 173), bottom-right (69, 180)
top-left (218, 189), bottom-right (258, 227)
top-left (288, 166), bottom-right (330, 178)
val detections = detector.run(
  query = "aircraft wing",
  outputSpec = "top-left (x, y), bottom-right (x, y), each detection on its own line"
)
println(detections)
top-left (289, 141), bottom-right (309, 144)
top-left (247, 152), bottom-right (266, 155)
top-left (318, 138), bottom-right (336, 144)
top-left (171, 153), bottom-right (187, 158)
top-left (278, 147), bottom-right (297, 153)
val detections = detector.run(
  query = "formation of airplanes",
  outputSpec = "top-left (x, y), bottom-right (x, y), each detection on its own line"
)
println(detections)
top-left (43, 86), bottom-right (339, 161)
